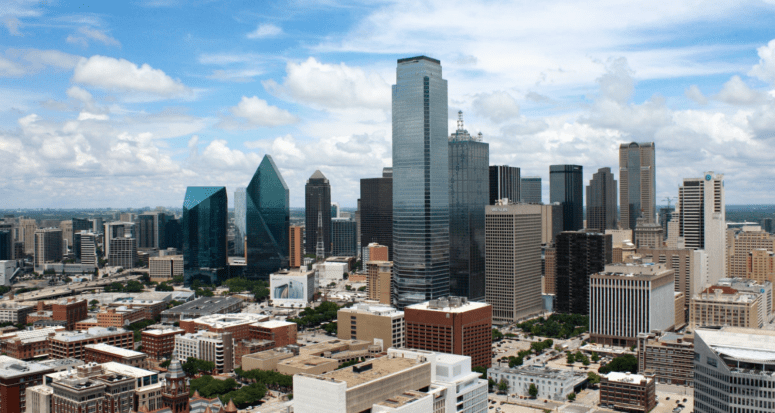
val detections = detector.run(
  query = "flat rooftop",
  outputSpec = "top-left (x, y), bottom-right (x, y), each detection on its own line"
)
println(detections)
top-left (142, 327), bottom-right (184, 336)
top-left (314, 355), bottom-right (426, 388)
top-left (406, 299), bottom-right (490, 313)
top-left (85, 343), bottom-right (145, 358)
top-left (0, 356), bottom-right (53, 378)
top-left (102, 362), bottom-right (157, 378)
top-left (491, 364), bottom-right (586, 380)
top-left (190, 312), bottom-right (267, 327)
top-left (1, 327), bottom-right (62, 343)
top-left (696, 327), bottom-right (775, 362)
top-left (277, 355), bottom-right (335, 369)
top-left (52, 327), bottom-right (129, 342)
top-left (342, 303), bottom-right (403, 317)
top-left (244, 348), bottom-right (296, 361)
top-left (374, 390), bottom-right (428, 409)
top-left (606, 372), bottom-right (651, 383)
top-left (301, 339), bottom-right (369, 355)
top-left (253, 320), bottom-right (294, 329)
top-left (161, 296), bottom-right (242, 315)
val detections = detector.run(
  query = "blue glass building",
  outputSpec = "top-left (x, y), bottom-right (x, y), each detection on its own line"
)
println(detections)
top-left (246, 155), bottom-right (289, 280)
top-left (331, 217), bottom-right (357, 257)
top-left (233, 187), bottom-right (246, 256)
top-left (392, 55), bottom-right (449, 309)
top-left (449, 112), bottom-right (489, 301)
top-left (550, 165), bottom-right (584, 231)
top-left (182, 186), bottom-right (228, 284)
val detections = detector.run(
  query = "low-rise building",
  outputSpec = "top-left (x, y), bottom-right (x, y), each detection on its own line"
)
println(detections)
top-left (84, 343), bottom-right (147, 367)
top-left (270, 268), bottom-right (316, 307)
top-left (25, 384), bottom-right (52, 413)
top-left (248, 320), bottom-right (297, 347)
top-left (337, 303), bottom-right (405, 349)
top-left (149, 255), bottom-right (183, 283)
top-left (637, 331), bottom-right (694, 386)
top-left (95, 306), bottom-right (146, 327)
top-left (277, 355), bottom-right (339, 375)
top-left (48, 327), bottom-right (134, 359)
top-left (241, 346), bottom-right (298, 371)
top-left (174, 331), bottom-right (234, 374)
top-left (234, 339), bottom-right (275, 366)
top-left (0, 303), bottom-right (33, 325)
top-left (600, 372), bottom-right (656, 413)
top-left (487, 365), bottom-right (587, 400)
top-left (25, 298), bottom-right (88, 331)
top-left (0, 356), bottom-right (55, 413)
top-left (0, 327), bottom-right (63, 360)
top-left (141, 327), bottom-right (185, 360)
top-left (159, 296), bottom-right (243, 323)
top-left (689, 281), bottom-right (769, 329)
top-left (179, 312), bottom-right (268, 341)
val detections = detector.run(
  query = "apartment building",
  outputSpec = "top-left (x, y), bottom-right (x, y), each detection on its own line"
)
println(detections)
top-left (337, 303), bottom-right (405, 349)
top-left (0, 327), bottom-right (63, 360)
top-left (84, 343), bottom-right (147, 368)
top-left (748, 248), bottom-right (775, 287)
top-left (366, 261), bottom-right (393, 305)
top-left (248, 320), bottom-right (297, 347)
top-left (174, 331), bottom-right (234, 374)
top-left (49, 327), bottom-right (133, 359)
top-left (727, 226), bottom-right (775, 278)
top-left (179, 312), bottom-right (267, 341)
top-left (600, 372), bottom-right (656, 413)
top-left (0, 356), bottom-right (54, 413)
top-left (637, 331), bottom-right (694, 386)
top-left (689, 279), bottom-right (772, 329)
top-left (141, 327), bottom-right (185, 360)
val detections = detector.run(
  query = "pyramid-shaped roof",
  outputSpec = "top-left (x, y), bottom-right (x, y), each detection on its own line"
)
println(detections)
top-left (183, 187), bottom-right (226, 210)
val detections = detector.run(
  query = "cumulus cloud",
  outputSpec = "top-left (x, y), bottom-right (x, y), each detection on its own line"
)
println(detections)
top-left (596, 57), bottom-right (635, 104)
top-left (685, 85), bottom-right (708, 105)
top-left (246, 23), bottom-right (282, 39)
top-left (0, 49), bottom-right (82, 77)
top-left (66, 27), bottom-right (121, 48)
top-left (471, 91), bottom-right (520, 123)
top-left (749, 39), bottom-right (775, 83)
top-left (72, 55), bottom-right (190, 98)
top-left (716, 75), bottom-right (767, 105)
top-left (3, 17), bottom-right (21, 36)
top-left (218, 96), bottom-right (298, 129)
top-left (0, 57), bottom-right (25, 77)
top-left (263, 57), bottom-right (391, 111)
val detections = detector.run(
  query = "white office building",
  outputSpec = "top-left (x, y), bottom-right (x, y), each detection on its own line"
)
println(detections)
top-left (488, 364), bottom-right (587, 401)
top-left (677, 172), bottom-right (726, 283)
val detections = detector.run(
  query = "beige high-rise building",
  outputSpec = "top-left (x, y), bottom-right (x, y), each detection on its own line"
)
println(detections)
top-left (689, 280), bottom-right (771, 329)
top-left (34, 228), bottom-right (63, 266)
top-left (337, 303), bottom-right (404, 349)
top-left (747, 249), bottom-right (775, 288)
top-left (59, 221), bottom-right (73, 250)
top-left (727, 226), bottom-right (775, 278)
top-left (636, 247), bottom-right (709, 312)
top-left (486, 203), bottom-right (543, 324)
top-left (540, 204), bottom-right (563, 245)
top-left (366, 261), bottom-right (392, 305)
top-left (149, 255), bottom-right (183, 282)
top-left (20, 219), bottom-right (37, 255)
top-left (289, 225), bottom-right (303, 268)
top-left (634, 217), bottom-right (663, 248)
top-left (544, 246), bottom-right (556, 295)
top-left (677, 172), bottom-right (726, 283)
top-left (619, 142), bottom-right (656, 230)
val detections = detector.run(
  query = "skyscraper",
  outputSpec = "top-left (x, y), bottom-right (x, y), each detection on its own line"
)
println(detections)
top-left (34, 228), bottom-right (63, 266)
top-left (137, 212), bottom-right (168, 250)
top-left (305, 170), bottom-right (331, 258)
top-left (182, 186), bottom-right (228, 282)
top-left (246, 155), bottom-right (289, 280)
top-left (550, 165), bottom-right (583, 231)
top-left (520, 176), bottom-right (542, 204)
top-left (360, 168), bottom-right (393, 261)
top-left (586, 167), bottom-right (617, 232)
top-left (677, 172), bottom-right (726, 282)
top-left (489, 165), bottom-right (520, 205)
top-left (555, 230), bottom-right (611, 315)
top-left (234, 187), bottom-right (246, 257)
top-left (392, 55), bottom-right (449, 309)
top-left (331, 218), bottom-right (357, 257)
top-left (619, 142), bottom-right (656, 229)
top-left (449, 111), bottom-right (489, 300)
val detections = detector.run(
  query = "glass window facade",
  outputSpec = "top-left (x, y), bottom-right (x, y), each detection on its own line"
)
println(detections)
top-left (489, 165), bottom-right (520, 205)
top-left (554, 231), bottom-right (611, 315)
top-left (246, 155), bottom-right (289, 280)
top-left (586, 167), bottom-right (618, 232)
top-left (233, 187), bottom-right (246, 256)
top-left (520, 177), bottom-right (542, 204)
top-left (619, 142), bottom-right (656, 230)
top-left (331, 218), bottom-right (357, 257)
top-left (304, 171), bottom-right (331, 257)
top-left (182, 186), bottom-right (228, 275)
top-left (360, 174), bottom-right (393, 261)
top-left (450, 137), bottom-right (489, 301)
top-left (392, 56), bottom-right (449, 309)
top-left (550, 165), bottom-right (584, 231)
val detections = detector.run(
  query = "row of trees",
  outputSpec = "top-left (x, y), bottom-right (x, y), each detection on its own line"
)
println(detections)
top-left (287, 301), bottom-right (340, 329)
top-left (516, 314), bottom-right (589, 339)
top-left (222, 278), bottom-right (270, 302)
top-left (104, 280), bottom-right (144, 293)
top-left (190, 375), bottom-right (267, 408)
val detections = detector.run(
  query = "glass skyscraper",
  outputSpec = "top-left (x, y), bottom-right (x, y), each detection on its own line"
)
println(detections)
top-left (550, 165), bottom-right (584, 231)
top-left (234, 187), bottom-right (246, 256)
top-left (619, 142), bottom-right (656, 229)
top-left (586, 167), bottom-right (617, 232)
top-left (392, 55), bottom-right (449, 309)
top-left (489, 165), bottom-right (520, 205)
top-left (520, 176), bottom-right (542, 204)
top-left (182, 186), bottom-right (228, 283)
top-left (360, 168), bottom-right (393, 261)
top-left (305, 170), bottom-right (331, 258)
top-left (246, 155), bottom-right (289, 280)
top-left (331, 217), bottom-right (357, 257)
top-left (449, 112), bottom-right (489, 301)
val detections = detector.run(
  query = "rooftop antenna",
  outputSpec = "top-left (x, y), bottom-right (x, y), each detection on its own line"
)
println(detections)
top-left (457, 110), bottom-right (464, 131)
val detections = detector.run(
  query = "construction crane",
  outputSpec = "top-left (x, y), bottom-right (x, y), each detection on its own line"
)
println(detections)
top-left (663, 196), bottom-right (677, 209)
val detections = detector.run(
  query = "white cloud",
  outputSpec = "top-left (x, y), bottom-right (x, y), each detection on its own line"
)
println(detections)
top-left (0, 57), bottom-right (25, 77)
top-left (263, 57), bottom-right (391, 111)
top-left (72, 55), bottom-right (190, 98)
top-left (3, 17), bottom-right (21, 36)
top-left (685, 85), bottom-right (708, 105)
top-left (246, 23), bottom-right (282, 39)
top-left (66, 27), bottom-right (121, 47)
top-left (219, 96), bottom-right (298, 129)
top-left (0, 49), bottom-right (82, 77)
top-left (207, 69), bottom-right (263, 83)
top-left (77, 112), bottom-right (108, 121)
top-left (716, 75), bottom-right (766, 105)
top-left (471, 91), bottom-right (520, 123)
top-left (749, 39), bottom-right (775, 83)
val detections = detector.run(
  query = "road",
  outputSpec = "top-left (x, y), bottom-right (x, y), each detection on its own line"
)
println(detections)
top-left (14, 272), bottom-right (143, 301)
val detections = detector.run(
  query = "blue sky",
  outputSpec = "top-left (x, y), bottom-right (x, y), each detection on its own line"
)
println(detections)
top-left (2, 0), bottom-right (775, 208)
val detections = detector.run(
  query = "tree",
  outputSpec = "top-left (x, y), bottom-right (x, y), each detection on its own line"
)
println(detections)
top-left (89, 300), bottom-right (99, 306)
top-left (172, 275), bottom-right (184, 284)
top-left (492, 329), bottom-right (504, 341)
top-left (528, 383), bottom-right (538, 398)
top-left (159, 359), bottom-right (171, 368)
top-left (566, 352), bottom-right (575, 364)
top-left (323, 322), bottom-right (337, 335)
top-left (591, 352), bottom-right (600, 363)
top-left (587, 372), bottom-right (601, 385)
top-left (567, 393), bottom-right (576, 401)
top-left (598, 354), bottom-right (638, 374)
top-left (182, 357), bottom-right (215, 376)
top-left (357, 286), bottom-right (366, 291)
top-left (497, 379), bottom-right (509, 393)
top-left (156, 283), bottom-right (174, 292)
top-left (345, 285), bottom-right (352, 291)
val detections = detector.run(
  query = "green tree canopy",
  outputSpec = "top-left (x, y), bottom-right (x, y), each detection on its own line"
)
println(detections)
top-left (598, 354), bottom-right (638, 374)
top-left (182, 357), bottom-right (215, 376)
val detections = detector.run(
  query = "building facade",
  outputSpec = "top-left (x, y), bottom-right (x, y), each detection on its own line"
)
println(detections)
top-left (182, 186), bottom-right (228, 282)
top-left (619, 142), bottom-right (656, 229)
top-left (360, 168), bottom-right (393, 262)
top-left (233, 187), bottom-right (246, 257)
top-left (108, 236), bottom-right (137, 269)
top-left (677, 172), bottom-right (726, 283)
top-left (141, 327), bottom-right (184, 360)
top-left (637, 331), bottom-right (694, 385)
top-left (586, 167), bottom-right (617, 232)
top-left (600, 372), bottom-right (656, 413)
top-left (174, 331), bottom-right (234, 374)
top-left (0, 356), bottom-right (54, 413)
top-left (488, 365), bottom-right (586, 401)
top-left (549, 165), bottom-right (583, 231)
top-left (555, 231), bottom-right (611, 315)
top-left (367, 260), bottom-right (392, 305)
top-left (520, 176), bottom-right (542, 204)
top-left (392, 56), bottom-right (449, 309)
top-left (149, 255), bottom-right (183, 282)
top-left (485, 203), bottom-right (543, 324)
top-left (337, 304), bottom-right (405, 349)
top-left (689, 283), bottom-right (769, 329)
top-left (289, 225), bottom-right (303, 268)
top-left (305, 170), bottom-right (332, 258)
top-left (331, 218), bottom-right (357, 257)
top-left (489, 165), bottom-right (519, 205)
top-left (246, 155), bottom-right (289, 280)
top-left (728, 226), bottom-right (775, 278)
top-left (34, 228), bottom-right (63, 266)
top-left (49, 327), bottom-right (134, 360)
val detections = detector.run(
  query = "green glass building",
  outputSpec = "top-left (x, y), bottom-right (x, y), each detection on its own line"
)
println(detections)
top-left (182, 186), bottom-right (228, 284)
top-left (246, 155), bottom-right (289, 280)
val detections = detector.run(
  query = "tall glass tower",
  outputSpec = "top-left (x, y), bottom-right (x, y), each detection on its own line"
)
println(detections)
top-left (305, 170), bottom-right (331, 258)
top-left (246, 155), bottom-right (289, 280)
top-left (449, 111), bottom-right (489, 301)
top-left (392, 55), bottom-right (449, 309)
top-left (586, 167), bottom-right (617, 232)
top-left (550, 165), bottom-right (584, 231)
top-left (619, 142), bottom-right (656, 229)
top-left (233, 187), bottom-right (246, 256)
top-left (182, 186), bottom-right (228, 283)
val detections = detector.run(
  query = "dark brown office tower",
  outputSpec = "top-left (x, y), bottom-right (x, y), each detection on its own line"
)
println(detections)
top-left (489, 165), bottom-right (520, 205)
top-left (360, 168), bottom-right (393, 261)
top-left (305, 170), bottom-right (331, 257)
top-left (586, 167), bottom-right (617, 232)
top-left (555, 231), bottom-right (611, 315)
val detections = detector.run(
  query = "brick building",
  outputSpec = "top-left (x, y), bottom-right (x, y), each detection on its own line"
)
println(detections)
top-left (248, 320), bottom-right (298, 347)
top-left (141, 327), bottom-right (185, 360)
top-left (366, 261), bottom-right (392, 305)
top-left (234, 339), bottom-right (276, 367)
top-left (637, 331), bottom-right (694, 386)
top-left (0, 356), bottom-right (54, 413)
top-left (600, 372), bottom-right (656, 413)
top-left (84, 343), bottom-right (147, 368)
top-left (404, 297), bottom-right (492, 368)
top-left (26, 299), bottom-right (88, 331)
top-left (0, 327), bottom-right (63, 360)
top-left (49, 327), bottom-right (133, 360)
top-left (179, 313), bottom-right (268, 341)
top-left (95, 307), bottom-right (146, 328)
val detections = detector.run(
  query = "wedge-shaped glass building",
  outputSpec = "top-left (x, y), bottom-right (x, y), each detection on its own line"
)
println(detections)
top-left (246, 155), bottom-right (289, 280)
top-left (183, 186), bottom-right (228, 283)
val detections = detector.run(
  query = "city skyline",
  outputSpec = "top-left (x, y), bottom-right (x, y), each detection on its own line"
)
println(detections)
top-left (2, 2), bottom-right (775, 208)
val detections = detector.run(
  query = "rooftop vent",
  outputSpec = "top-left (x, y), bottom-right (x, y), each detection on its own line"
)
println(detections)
top-left (353, 363), bottom-right (373, 374)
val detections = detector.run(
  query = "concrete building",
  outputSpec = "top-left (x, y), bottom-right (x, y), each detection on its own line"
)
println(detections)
top-left (590, 263), bottom-right (676, 347)
top-left (635, 247), bottom-right (710, 316)
top-left (179, 312), bottom-right (268, 341)
top-left (159, 296), bottom-right (242, 323)
top-left (364, 242), bottom-right (389, 264)
top-left (289, 225), bottom-right (303, 268)
top-left (634, 217), bottom-right (664, 249)
top-left (248, 320), bottom-right (298, 348)
top-left (141, 327), bottom-right (184, 360)
top-left (149, 255), bottom-right (183, 282)
top-left (337, 303), bottom-right (405, 349)
top-left (727, 226), bottom-right (775, 278)
top-left (0, 356), bottom-right (54, 413)
top-left (0, 327), bottom-right (63, 359)
top-left (293, 348), bottom-right (487, 413)
top-left (586, 167), bottom-right (617, 232)
top-left (19, 218), bottom-right (37, 256)
top-left (544, 245), bottom-right (556, 295)
top-left (405, 297), bottom-right (492, 368)
top-left (487, 364), bottom-right (587, 400)
top-left (367, 261), bottom-right (392, 305)
top-left (637, 331), bottom-right (694, 385)
top-left (174, 331), bottom-right (234, 374)
top-left (600, 372), bottom-right (656, 413)
top-left (689, 279), bottom-right (772, 329)
top-left (0, 302), bottom-right (33, 324)
top-left (677, 172), bottom-right (726, 283)
top-left (34, 228), bottom-right (63, 266)
top-left (485, 202), bottom-right (543, 324)
top-left (539, 203), bottom-right (563, 245)
top-left (108, 235), bottom-right (137, 269)
top-left (49, 327), bottom-right (133, 359)
top-left (25, 385), bottom-right (52, 413)
top-left (84, 343), bottom-right (147, 367)
top-left (748, 248), bottom-right (775, 286)
top-left (270, 268), bottom-right (315, 307)
top-left (619, 142), bottom-right (656, 229)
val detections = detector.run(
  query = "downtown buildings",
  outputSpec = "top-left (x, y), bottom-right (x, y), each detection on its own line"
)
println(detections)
top-left (360, 168), bottom-right (393, 261)
top-left (305, 170), bottom-right (332, 258)
top-left (677, 172), bottom-right (726, 283)
top-left (550, 165), bottom-right (583, 231)
top-left (619, 142), bottom-right (656, 229)
top-left (182, 186), bottom-right (228, 283)
top-left (246, 155), bottom-right (290, 280)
